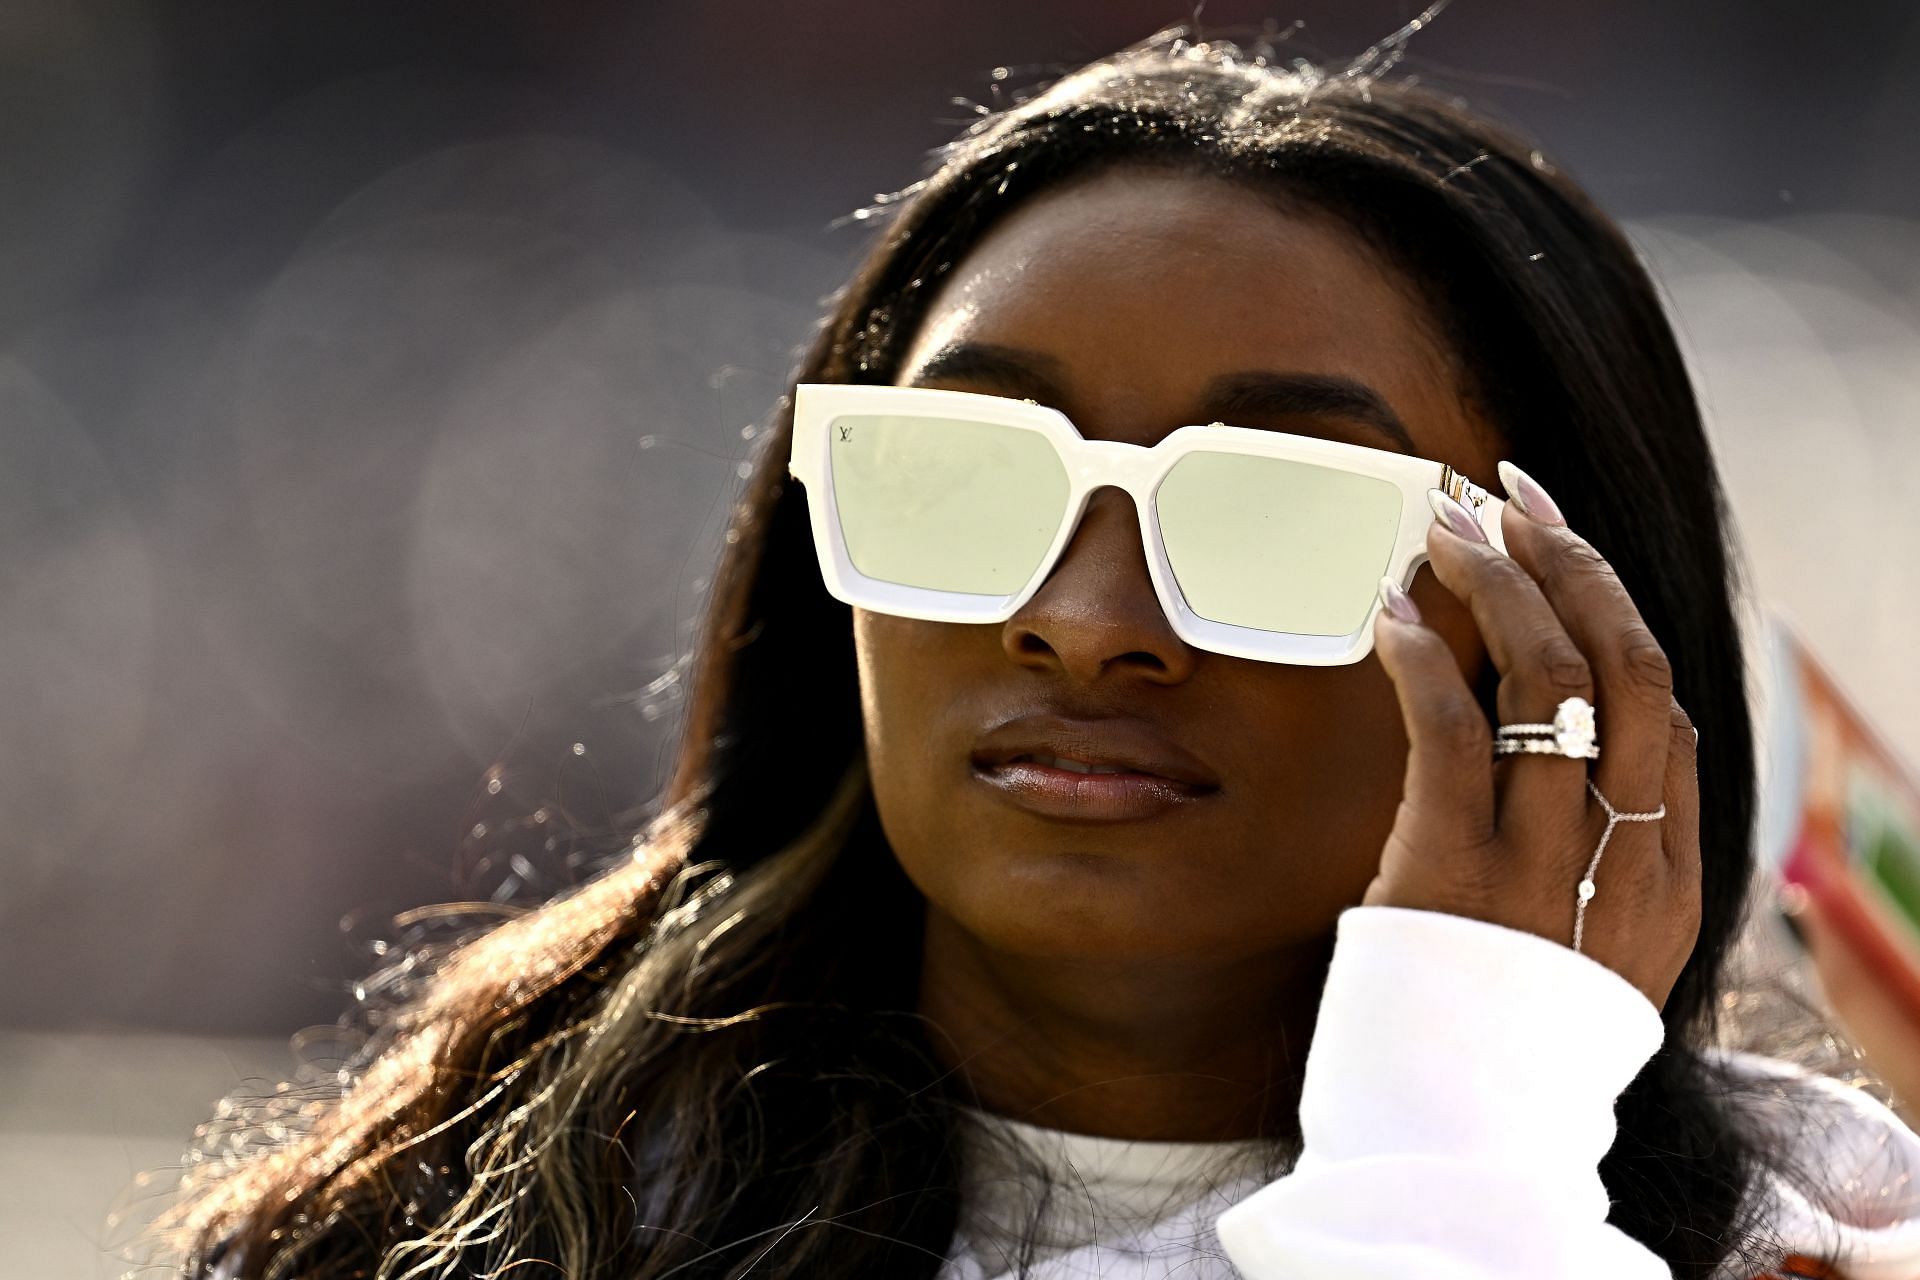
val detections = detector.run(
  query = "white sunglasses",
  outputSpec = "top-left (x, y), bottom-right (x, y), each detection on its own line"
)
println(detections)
top-left (786, 382), bottom-right (1506, 666)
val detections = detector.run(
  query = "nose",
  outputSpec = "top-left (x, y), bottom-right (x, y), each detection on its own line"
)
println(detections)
top-left (998, 485), bottom-right (1199, 684)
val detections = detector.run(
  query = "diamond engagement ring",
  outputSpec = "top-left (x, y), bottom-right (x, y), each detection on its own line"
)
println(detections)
top-left (1494, 695), bottom-right (1598, 759)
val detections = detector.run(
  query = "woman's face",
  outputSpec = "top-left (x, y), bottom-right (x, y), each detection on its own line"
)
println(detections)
top-left (856, 165), bottom-right (1505, 968)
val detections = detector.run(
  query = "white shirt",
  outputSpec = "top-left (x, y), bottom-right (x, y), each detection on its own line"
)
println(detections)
top-left (936, 905), bottom-right (1920, 1280)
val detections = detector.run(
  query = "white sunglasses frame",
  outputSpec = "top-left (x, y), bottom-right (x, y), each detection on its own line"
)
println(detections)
top-left (786, 381), bottom-right (1506, 666)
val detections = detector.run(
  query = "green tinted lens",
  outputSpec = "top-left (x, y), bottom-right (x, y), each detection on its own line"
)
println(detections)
top-left (829, 413), bottom-right (1069, 594)
top-left (1157, 452), bottom-right (1403, 636)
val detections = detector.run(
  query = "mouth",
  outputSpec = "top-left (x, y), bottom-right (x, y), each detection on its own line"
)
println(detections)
top-left (967, 718), bottom-right (1220, 823)
top-left (1002, 752), bottom-right (1152, 775)
top-left (969, 756), bottom-right (1216, 822)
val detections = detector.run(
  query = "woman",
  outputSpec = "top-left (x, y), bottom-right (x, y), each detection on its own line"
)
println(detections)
top-left (147, 20), bottom-right (1920, 1280)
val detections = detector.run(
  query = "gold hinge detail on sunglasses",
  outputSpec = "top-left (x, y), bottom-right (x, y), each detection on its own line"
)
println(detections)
top-left (1440, 464), bottom-right (1495, 520)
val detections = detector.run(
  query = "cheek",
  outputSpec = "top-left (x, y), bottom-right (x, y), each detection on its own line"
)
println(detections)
top-left (852, 610), bottom-right (931, 751)
top-left (852, 608), bottom-right (955, 808)
top-left (852, 610), bottom-right (980, 922)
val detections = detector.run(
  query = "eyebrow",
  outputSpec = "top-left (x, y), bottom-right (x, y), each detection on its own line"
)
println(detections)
top-left (904, 340), bottom-right (1417, 452)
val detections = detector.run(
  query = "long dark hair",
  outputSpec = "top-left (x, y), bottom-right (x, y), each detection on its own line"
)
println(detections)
top-left (145, 20), bottom-right (1844, 1280)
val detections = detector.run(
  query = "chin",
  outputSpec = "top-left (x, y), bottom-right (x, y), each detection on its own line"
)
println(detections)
top-left (944, 853), bottom-right (1204, 957)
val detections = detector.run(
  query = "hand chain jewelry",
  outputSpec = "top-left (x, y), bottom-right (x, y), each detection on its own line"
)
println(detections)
top-left (1574, 778), bottom-right (1666, 953)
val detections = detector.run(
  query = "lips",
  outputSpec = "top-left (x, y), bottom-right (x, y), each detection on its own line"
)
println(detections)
top-left (969, 714), bottom-right (1220, 791)
top-left (1008, 754), bottom-right (1132, 775)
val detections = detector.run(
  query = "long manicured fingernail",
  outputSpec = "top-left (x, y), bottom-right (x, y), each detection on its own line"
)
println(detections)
top-left (1426, 488), bottom-right (1487, 543)
top-left (1378, 576), bottom-right (1421, 624)
top-left (1496, 460), bottom-right (1566, 526)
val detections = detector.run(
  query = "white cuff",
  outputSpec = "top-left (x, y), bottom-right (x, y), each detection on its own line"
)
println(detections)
top-left (1217, 905), bottom-right (1669, 1278)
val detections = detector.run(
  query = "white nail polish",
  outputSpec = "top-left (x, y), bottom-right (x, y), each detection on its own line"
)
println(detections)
top-left (1426, 487), bottom-right (1487, 543)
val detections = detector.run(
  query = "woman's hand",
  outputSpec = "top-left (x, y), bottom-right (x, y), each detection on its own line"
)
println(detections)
top-left (1363, 465), bottom-right (1703, 1013)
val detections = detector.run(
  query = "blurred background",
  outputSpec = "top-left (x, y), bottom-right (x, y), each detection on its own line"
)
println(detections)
top-left (2, 1), bottom-right (1917, 1274)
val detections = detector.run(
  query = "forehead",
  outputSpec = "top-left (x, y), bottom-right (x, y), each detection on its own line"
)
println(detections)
top-left (896, 165), bottom-right (1491, 461)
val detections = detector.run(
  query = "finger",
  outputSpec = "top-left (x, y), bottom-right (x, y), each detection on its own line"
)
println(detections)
top-left (1373, 580), bottom-right (1495, 844)
top-left (1498, 500), bottom-right (1672, 814)
top-left (1577, 697), bottom-right (1696, 999)
top-left (1660, 696), bottom-right (1702, 910)
top-left (1421, 490), bottom-right (1593, 813)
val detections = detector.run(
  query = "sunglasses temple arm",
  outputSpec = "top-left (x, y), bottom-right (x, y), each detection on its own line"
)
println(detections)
top-left (1441, 469), bottom-right (1510, 556)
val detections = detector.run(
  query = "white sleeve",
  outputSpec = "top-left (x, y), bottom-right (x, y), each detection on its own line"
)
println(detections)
top-left (1214, 905), bottom-right (1672, 1279)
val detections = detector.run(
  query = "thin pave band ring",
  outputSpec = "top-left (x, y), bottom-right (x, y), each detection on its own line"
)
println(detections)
top-left (1496, 736), bottom-right (1600, 758)
top-left (1574, 778), bottom-right (1666, 954)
